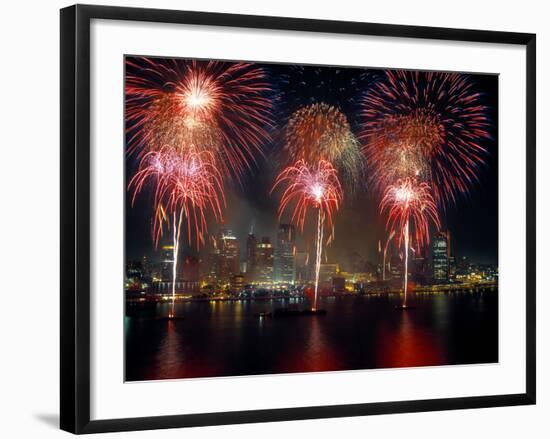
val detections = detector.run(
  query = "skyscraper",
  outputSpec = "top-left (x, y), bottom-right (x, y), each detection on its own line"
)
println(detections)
top-left (433, 231), bottom-right (450, 282)
top-left (275, 224), bottom-right (296, 285)
top-left (160, 245), bottom-right (175, 282)
top-left (141, 255), bottom-right (151, 278)
top-left (448, 255), bottom-right (456, 280)
top-left (456, 256), bottom-right (470, 278)
top-left (199, 236), bottom-right (221, 286)
top-left (230, 273), bottom-right (245, 293)
top-left (412, 254), bottom-right (428, 284)
top-left (182, 255), bottom-right (199, 282)
top-left (126, 260), bottom-right (144, 283)
top-left (246, 232), bottom-right (257, 282)
top-left (389, 253), bottom-right (402, 280)
top-left (219, 229), bottom-right (240, 284)
top-left (256, 237), bottom-right (274, 286)
top-left (319, 263), bottom-right (339, 282)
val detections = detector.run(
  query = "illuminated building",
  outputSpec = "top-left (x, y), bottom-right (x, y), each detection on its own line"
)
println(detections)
top-left (141, 255), bottom-right (151, 278)
top-left (219, 229), bottom-right (240, 284)
top-left (230, 273), bottom-right (245, 293)
top-left (156, 247), bottom-right (201, 294)
top-left (182, 256), bottom-right (200, 292)
top-left (412, 255), bottom-right (429, 284)
top-left (275, 224), bottom-right (296, 285)
top-left (389, 254), bottom-right (402, 280)
top-left (126, 260), bottom-right (143, 279)
top-left (347, 272), bottom-right (370, 283)
top-left (125, 260), bottom-right (144, 291)
top-left (467, 263), bottom-right (498, 282)
top-left (456, 256), bottom-right (470, 275)
top-left (256, 237), bottom-right (274, 286)
top-left (246, 232), bottom-right (257, 281)
top-left (319, 263), bottom-right (339, 282)
top-left (240, 260), bottom-right (247, 274)
top-left (448, 255), bottom-right (456, 280)
top-left (160, 245), bottom-right (175, 282)
top-left (433, 231), bottom-right (450, 282)
top-left (201, 236), bottom-right (220, 286)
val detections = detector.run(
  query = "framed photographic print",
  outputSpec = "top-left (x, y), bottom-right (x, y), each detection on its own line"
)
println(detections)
top-left (60, 4), bottom-right (536, 434)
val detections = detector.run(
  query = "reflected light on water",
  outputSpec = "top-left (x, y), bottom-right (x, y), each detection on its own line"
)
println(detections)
top-left (126, 292), bottom-right (497, 381)
top-left (376, 306), bottom-right (444, 368)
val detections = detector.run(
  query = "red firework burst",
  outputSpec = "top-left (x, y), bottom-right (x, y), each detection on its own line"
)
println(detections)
top-left (271, 159), bottom-right (343, 234)
top-left (125, 57), bottom-right (274, 180)
top-left (128, 145), bottom-right (225, 249)
top-left (285, 103), bottom-right (356, 162)
top-left (283, 103), bottom-right (362, 188)
top-left (360, 70), bottom-right (492, 205)
top-left (379, 178), bottom-right (440, 252)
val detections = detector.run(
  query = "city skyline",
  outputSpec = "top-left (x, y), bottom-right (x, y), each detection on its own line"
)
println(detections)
top-left (126, 220), bottom-right (498, 292)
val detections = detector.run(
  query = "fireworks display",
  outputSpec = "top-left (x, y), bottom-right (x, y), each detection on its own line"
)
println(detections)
top-left (380, 178), bottom-right (440, 305)
top-left (129, 146), bottom-right (225, 248)
top-left (126, 57), bottom-right (275, 317)
top-left (272, 159), bottom-right (343, 309)
top-left (380, 178), bottom-right (440, 253)
top-left (272, 159), bottom-right (343, 234)
top-left (360, 70), bottom-right (492, 205)
top-left (126, 57), bottom-right (274, 180)
top-left (129, 146), bottom-right (225, 315)
top-left (283, 103), bottom-right (362, 187)
top-left (126, 57), bottom-right (495, 315)
top-left (272, 102), bottom-right (360, 309)
top-left (359, 70), bottom-right (492, 306)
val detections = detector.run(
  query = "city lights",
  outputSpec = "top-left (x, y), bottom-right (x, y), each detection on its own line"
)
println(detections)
top-left (125, 58), bottom-right (497, 311)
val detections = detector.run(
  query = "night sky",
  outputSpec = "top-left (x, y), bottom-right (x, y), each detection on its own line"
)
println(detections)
top-left (125, 59), bottom-right (498, 267)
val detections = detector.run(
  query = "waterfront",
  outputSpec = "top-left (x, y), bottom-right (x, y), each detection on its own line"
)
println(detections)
top-left (125, 290), bottom-right (498, 381)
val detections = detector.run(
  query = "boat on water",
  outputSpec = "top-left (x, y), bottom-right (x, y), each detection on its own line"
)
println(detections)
top-left (394, 304), bottom-right (416, 310)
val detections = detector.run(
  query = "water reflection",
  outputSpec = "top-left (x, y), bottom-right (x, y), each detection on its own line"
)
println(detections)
top-left (154, 320), bottom-right (182, 378)
top-left (125, 291), bottom-right (498, 381)
top-left (376, 311), bottom-right (444, 368)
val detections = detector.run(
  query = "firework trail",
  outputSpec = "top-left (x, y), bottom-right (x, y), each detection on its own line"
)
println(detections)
top-left (314, 209), bottom-right (324, 307)
top-left (125, 57), bottom-right (274, 180)
top-left (360, 70), bottom-right (491, 206)
top-left (272, 159), bottom-right (343, 309)
top-left (129, 146), bottom-right (225, 315)
top-left (284, 103), bottom-right (363, 189)
top-left (380, 178), bottom-right (440, 306)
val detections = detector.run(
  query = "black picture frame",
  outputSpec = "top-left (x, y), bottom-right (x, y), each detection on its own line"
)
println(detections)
top-left (60, 4), bottom-right (536, 434)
